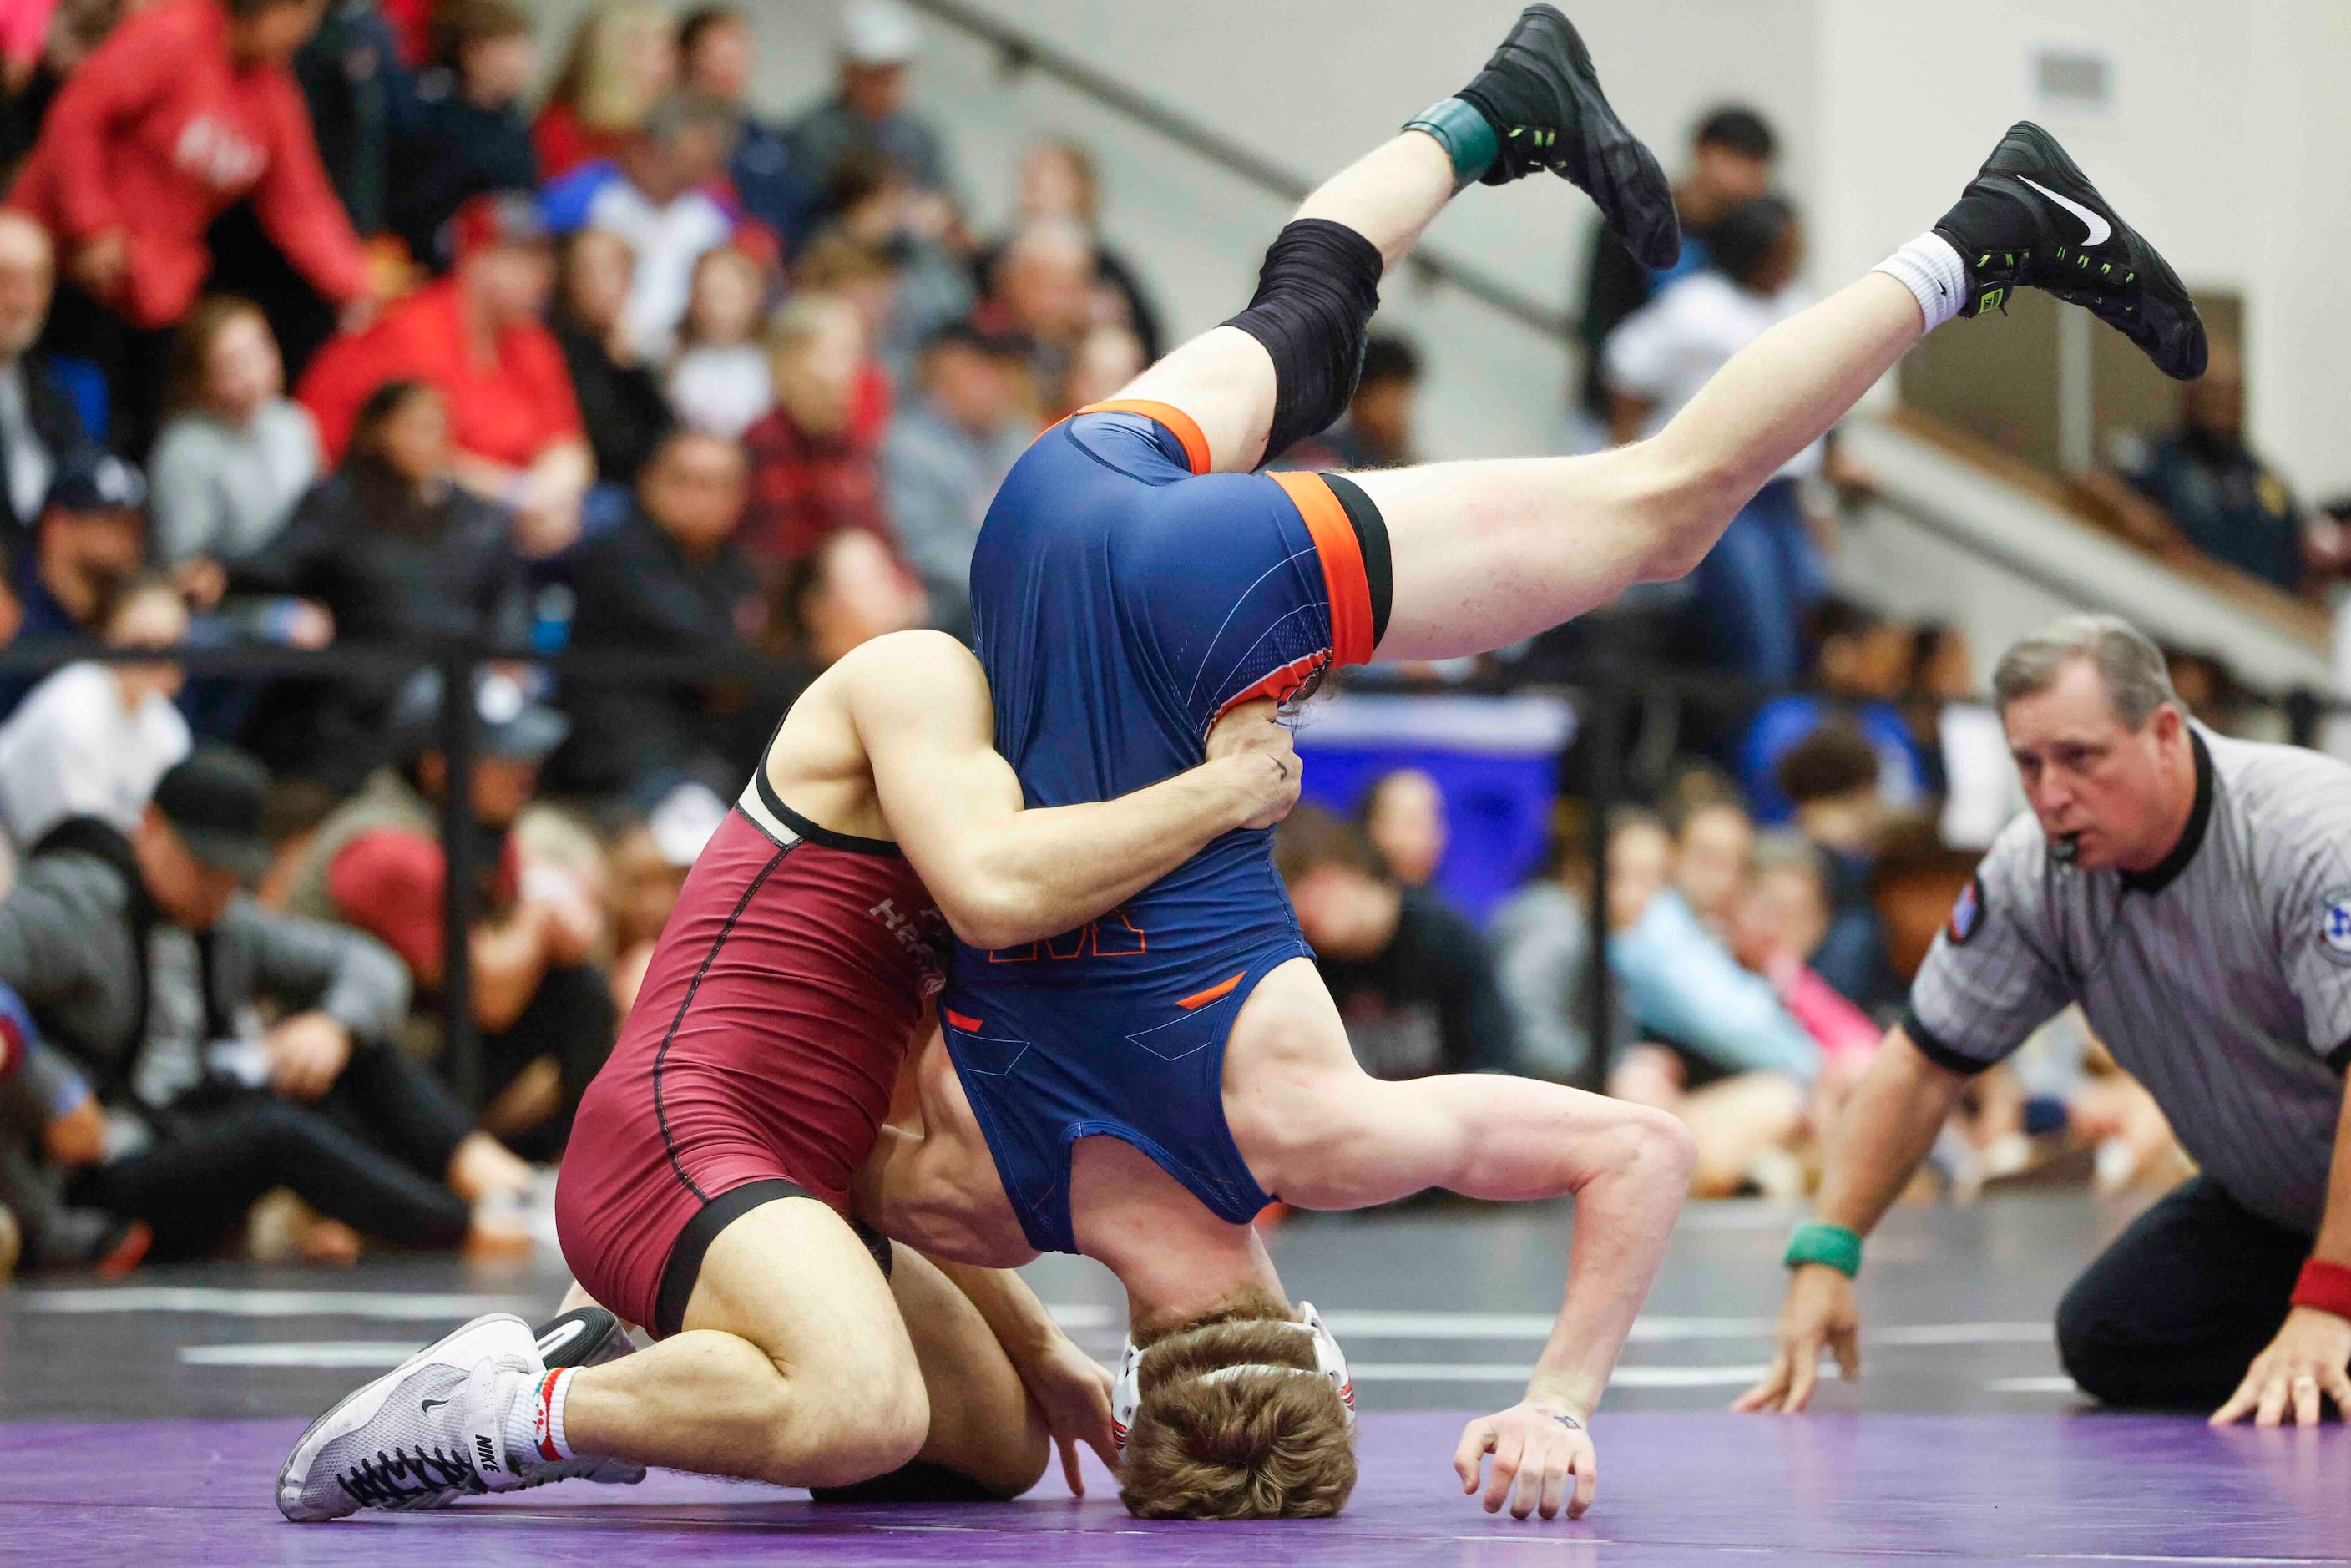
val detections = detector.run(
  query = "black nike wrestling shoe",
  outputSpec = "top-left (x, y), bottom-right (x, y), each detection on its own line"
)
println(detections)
top-left (1453, 4), bottom-right (1679, 269)
top-left (1934, 121), bottom-right (2207, 380)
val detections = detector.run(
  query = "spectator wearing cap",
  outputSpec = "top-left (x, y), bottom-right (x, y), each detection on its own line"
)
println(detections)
top-left (785, 0), bottom-right (950, 202)
top-left (1575, 104), bottom-right (1776, 429)
top-left (0, 213), bottom-right (99, 549)
top-left (549, 230), bottom-right (670, 488)
top-left (8, 0), bottom-right (374, 459)
top-left (14, 449), bottom-right (147, 647)
top-left (1274, 805), bottom-right (1519, 1080)
top-left (297, 190), bottom-right (592, 558)
top-left (540, 92), bottom-right (742, 365)
top-left (881, 322), bottom-right (1035, 641)
top-left (387, 0), bottom-right (542, 271)
top-left (0, 742), bottom-right (533, 1260)
top-left (548, 428), bottom-right (782, 802)
top-left (533, 2), bottom-right (678, 182)
top-left (281, 670), bottom-right (615, 1159)
top-left (678, 5), bottom-right (818, 252)
top-left (0, 574), bottom-right (190, 847)
top-left (230, 380), bottom-right (529, 782)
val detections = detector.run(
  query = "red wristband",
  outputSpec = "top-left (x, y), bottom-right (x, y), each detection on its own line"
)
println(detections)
top-left (2291, 1258), bottom-right (2351, 1320)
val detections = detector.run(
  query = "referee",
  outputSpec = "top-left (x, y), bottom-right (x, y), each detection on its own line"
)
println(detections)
top-left (1737, 614), bottom-right (2351, 1426)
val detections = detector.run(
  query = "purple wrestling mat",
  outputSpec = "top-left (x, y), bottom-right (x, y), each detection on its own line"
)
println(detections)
top-left (5, 1410), bottom-right (2344, 1566)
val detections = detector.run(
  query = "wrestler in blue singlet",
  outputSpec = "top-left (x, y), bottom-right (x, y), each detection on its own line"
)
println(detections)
top-left (938, 400), bottom-right (1388, 1254)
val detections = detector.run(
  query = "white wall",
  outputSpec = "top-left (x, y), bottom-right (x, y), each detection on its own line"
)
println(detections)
top-left (1807, 0), bottom-right (2351, 497)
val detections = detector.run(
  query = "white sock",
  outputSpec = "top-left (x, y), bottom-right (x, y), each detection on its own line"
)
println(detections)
top-left (1873, 232), bottom-right (1969, 331)
top-left (503, 1367), bottom-right (576, 1468)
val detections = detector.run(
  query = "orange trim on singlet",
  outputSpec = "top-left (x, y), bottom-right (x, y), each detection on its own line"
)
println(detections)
top-left (945, 1009), bottom-right (983, 1031)
top-left (1177, 971), bottom-right (1246, 1011)
top-left (1077, 399), bottom-right (1212, 476)
top-left (1267, 470), bottom-right (1375, 668)
top-left (1212, 650), bottom-right (1329, 722)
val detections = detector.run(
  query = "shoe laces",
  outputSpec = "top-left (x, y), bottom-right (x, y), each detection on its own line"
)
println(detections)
top-left (336, 1444), bottom-right (483, 1509)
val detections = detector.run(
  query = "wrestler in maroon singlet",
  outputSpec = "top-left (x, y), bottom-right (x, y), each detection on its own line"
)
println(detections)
top-left (556, 767), bottom-right (949, 1338)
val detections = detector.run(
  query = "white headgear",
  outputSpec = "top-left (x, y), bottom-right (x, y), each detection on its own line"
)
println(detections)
top-left (1111, 1302), bottom-right (1356, 1451)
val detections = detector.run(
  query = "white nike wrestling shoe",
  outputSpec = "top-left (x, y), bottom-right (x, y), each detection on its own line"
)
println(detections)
top-left (276, 1313), bottom-right (541, 1522)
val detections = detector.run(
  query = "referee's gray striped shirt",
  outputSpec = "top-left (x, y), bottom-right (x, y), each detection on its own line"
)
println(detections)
top-left (1906, 726), bottom-right (2351, 1235)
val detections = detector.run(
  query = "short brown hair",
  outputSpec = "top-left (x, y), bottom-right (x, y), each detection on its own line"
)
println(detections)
top-left (432, 0), bottom-right (531, 66)
top-left (1272, 804), bottom-right (1383, 888)
top-left (1119, 1287), bottom-right (1358, 1520)
top-left (164, 296), bottom-right (269, 415)
top-left (1776, 723), bottom-right (1880, 807)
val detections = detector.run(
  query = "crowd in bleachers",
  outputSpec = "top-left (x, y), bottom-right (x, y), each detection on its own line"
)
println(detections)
top-left (0, 0), bottom-right (2273, 1282)
top-left (0, 0), bottom-right (1198, 1278)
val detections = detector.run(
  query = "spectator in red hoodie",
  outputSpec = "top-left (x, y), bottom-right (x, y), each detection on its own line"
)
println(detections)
top-left (8, 0), bottom-right (372, 459)
top-left (296, 191), bottom-right (591, 557)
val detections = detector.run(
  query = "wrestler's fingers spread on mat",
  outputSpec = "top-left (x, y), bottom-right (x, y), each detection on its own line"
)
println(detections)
top-left (2293, 1375), bottom-right (2323, 1429)
top-left (1058, 1435), bottom-right (1087, 1496)
top-left (1481, 1429), bottom-right (1524, 1515)
top-left (1729, 1350), bottom-right (1792, 1413)
top-left (1567, 1443), bottom-right (1597, 1520)
top-left (1832, 1321), bottom-right (1863, 1382)
top-left (1453, 1417), bottom-right (1496, 1493)
top-left (1783, 1338), bottom-right (1823, 1413)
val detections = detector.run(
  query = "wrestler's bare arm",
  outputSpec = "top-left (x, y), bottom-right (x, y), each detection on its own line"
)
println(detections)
top-left (839, 632), bottom-right (1297, 951)
top-left (857, 1023), bottom-right (1036, 1269)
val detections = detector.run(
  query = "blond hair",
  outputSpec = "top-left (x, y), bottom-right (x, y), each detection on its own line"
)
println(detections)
top-left (546, 3), bottom-right (675, 134)
top-left (1118, 1289), bottom-right (1358, 1520)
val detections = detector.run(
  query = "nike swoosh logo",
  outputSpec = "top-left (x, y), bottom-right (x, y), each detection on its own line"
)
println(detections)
top-left (2019, 177), bottom-right (2111, 247)
top-left (537, 1321), bottom-right (586, 1359)
top-left (420, 1399), bottom-right (449, 1412)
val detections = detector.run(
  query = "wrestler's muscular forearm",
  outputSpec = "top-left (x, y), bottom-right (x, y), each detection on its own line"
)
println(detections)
top-left (1732, 1028), bottom-right (1969, 1414)
top-left (844, 635), bottom-right (1297, 951)
top-left (1419, 1076), bottom-right (1692, 1419)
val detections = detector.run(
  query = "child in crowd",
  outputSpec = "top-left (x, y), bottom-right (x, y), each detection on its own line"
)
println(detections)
top-left (0, 573), bottom-right (190, 847)
top-left (1358, 767), bottom-right (1448, 888)
top-left (1727, 831), bottom-right (1880, 1135)
top-left (149, 297), bottom-right (321, 594)
top-left (1669, 789), bottom-right (1753, 931)
top-left (741, 293), bottom-right (889, 567)
top-left (1602, 811), bottom-right (1818, 1196)
top-left (665, 245), bottom-right (774, 440)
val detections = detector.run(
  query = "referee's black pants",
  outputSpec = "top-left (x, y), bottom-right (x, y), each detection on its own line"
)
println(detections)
top-left (2055, 1176), bottom-right (2309, 1409)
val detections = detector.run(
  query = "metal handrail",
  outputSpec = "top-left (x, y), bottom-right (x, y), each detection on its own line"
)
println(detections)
top-left (897, 0), bottom-right (1578, 341)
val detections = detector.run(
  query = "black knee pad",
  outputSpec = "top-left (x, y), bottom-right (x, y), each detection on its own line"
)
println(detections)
top-left (1222, 218), bottom-right (1384, 463)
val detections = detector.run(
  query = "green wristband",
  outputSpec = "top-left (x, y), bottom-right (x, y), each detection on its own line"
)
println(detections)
top-left (1403, 97), bottom-right (1498, 190)
top-left (1784, 1222), bottom-right (1863, 1278)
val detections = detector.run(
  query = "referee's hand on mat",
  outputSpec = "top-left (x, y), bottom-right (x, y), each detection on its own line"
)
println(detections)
top-left (1732, 1264), bottom-right (1862, 1414)
top-left (2210, 1307), bottom-right (2351, 1428)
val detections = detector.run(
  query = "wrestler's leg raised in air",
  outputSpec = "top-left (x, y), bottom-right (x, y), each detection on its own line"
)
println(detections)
top-left (554, 1196), bottom-right (1049, 1495)
top-left (1119, 9), bottom-right (2202, 658)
